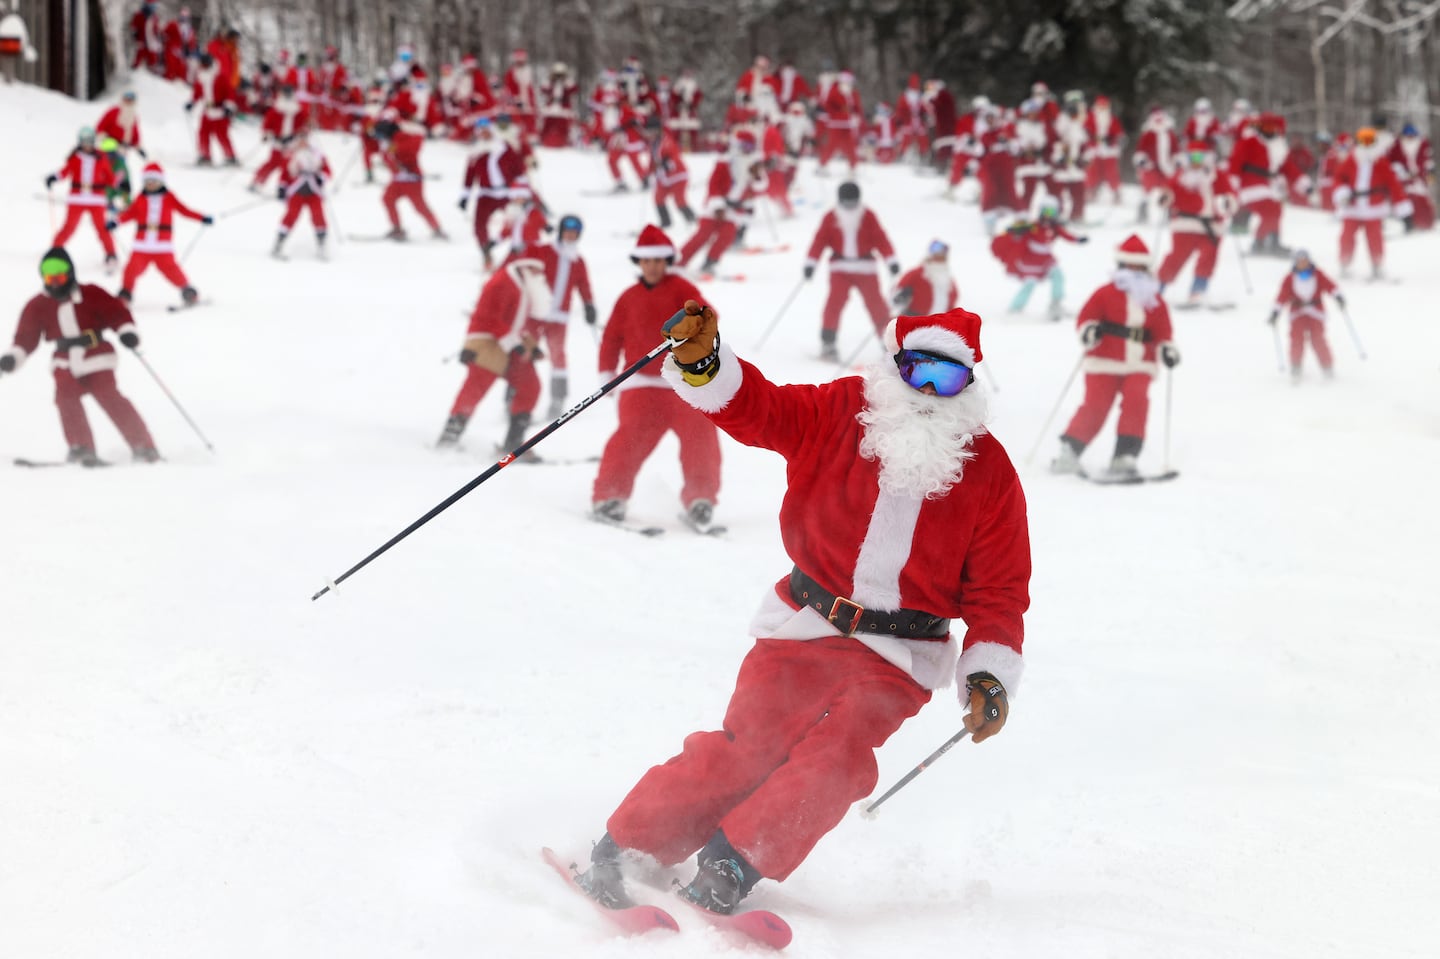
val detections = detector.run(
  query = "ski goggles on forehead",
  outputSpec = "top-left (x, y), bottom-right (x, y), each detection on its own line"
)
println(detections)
top-left (894, 349), bottom-right (972, 396)
top-left (40, 258), bottom-right (71, 286)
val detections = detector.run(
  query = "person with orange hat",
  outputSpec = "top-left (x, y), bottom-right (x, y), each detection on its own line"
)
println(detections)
top-left (590, 225), bottom-right (720, 528)
top-left (1333, 126), bottom-right (1410, 279)
top-left (113, 162), bottom-right (212, 306)
top-left (566, 300), bottom-right (1029, 918)
top-left (1051, 235), bottom-right (1180, 480)
top-left (1227, 112), bottom-right (1306, 255)
top-left (1156, 141), bottom-right (1237, 307)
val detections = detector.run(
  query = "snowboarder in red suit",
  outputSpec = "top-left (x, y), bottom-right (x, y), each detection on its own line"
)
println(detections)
top-left (47, 127), bottom-right (120, 269)
top-left (436, 256), bottom-right (553, 454)
top-left (1269, 250), bottom-right (1343, 382)
top-left (803, 180), bottom-right (900, 360)
top-left (570, 302), bottom-right (1029, 916)
top-left (0, 247), bottom-right (159, 465)
top-left (1051, 235), bottom-right (1180, 480)
top-left (114, 163), bottom-right (212, 305)
top-left (590, 225), bottom-right (721, 525)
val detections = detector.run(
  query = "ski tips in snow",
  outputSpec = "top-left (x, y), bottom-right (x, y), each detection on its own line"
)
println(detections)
top-left (1079, 469), bottom-right (1181, 485)
top-left (540, 847), bottom-right (679, 936)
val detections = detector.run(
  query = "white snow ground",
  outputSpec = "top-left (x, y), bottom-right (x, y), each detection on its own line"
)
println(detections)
top-left (2, 74), bottom-right (1438, 959)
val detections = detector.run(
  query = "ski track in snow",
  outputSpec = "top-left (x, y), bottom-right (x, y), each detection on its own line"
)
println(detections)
top-left (2, 75), bottom-right (1439, 959)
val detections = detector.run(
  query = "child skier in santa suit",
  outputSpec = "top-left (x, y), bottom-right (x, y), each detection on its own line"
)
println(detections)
top-left (892, 239), bottom-right (959, 316)
top-left (47, 126), bottom-right (120, 271)
top-left (525, 214), bottom-right (598, 418)
top-left (802, 180), bottom-right (900, 360)
top-left (1269, 250), bottom-right (1344, 382)
top-left (114, 163), bottom-right (212, 305)
top-left (272, 130), bottom-right (331, 260)
top-left (1051, 235), bottom-right (1180, 480)
top-left (991, 201), bottom-right (1086, 319)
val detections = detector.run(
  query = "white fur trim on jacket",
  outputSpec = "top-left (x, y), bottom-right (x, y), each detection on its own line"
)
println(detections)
top-left (955, 640), bottom-right (1024, 700)
top-left (662, 341), bottom-right (743, 412)
top-left (885, 319), bottom-right (977, 366)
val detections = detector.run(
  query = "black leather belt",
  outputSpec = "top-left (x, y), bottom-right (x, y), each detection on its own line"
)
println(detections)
top-left (1096, 321), bottom-right (1152, 344)
top-left (788, 567), bottom-right (950, 639)
top-left (56, 330), bottom-right (101, 349)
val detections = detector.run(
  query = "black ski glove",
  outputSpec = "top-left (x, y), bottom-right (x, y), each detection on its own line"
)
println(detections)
top-left (1161, 343), bottom-right (1181, 368)
top-left (803, 264), bottom-right (814, 281)
top-left (45, 174), bottom-right (58, 189)
top-left (459, 348), bottom-right (477, 366)
top-left (1080, 323), bottom-right (1103, 348)
top-left (0, 354), bottom-right (15, 373)
top-left (458, 196), bottom-right (469, 212)
top-left (583, 303), bottom-right (597, 326)
top-left (120, 332), bottom-right (140, 349)
top-left (888, 261), bottom-right (900, 277)
top-left (1267, 309), bottom-right (1280, 326)
top-left (202, 216), bottom-right (214, 225)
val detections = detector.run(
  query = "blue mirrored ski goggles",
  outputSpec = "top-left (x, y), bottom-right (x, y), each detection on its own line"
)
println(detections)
top-left (894, 349), bottom-right (972, 396)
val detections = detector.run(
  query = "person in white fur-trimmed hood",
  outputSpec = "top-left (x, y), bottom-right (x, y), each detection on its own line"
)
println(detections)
top-left (569, 302), bottom-right (1030, 917)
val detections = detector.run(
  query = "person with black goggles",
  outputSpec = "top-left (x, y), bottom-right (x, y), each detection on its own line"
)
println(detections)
top-left (566, 301), bottom-right (1028, 921)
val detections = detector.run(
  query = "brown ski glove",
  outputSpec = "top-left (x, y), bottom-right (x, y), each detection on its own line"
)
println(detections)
top-left (662, 299), bottom-right (721, 385)
top-left (962, 672), bottom-right (1009, 743)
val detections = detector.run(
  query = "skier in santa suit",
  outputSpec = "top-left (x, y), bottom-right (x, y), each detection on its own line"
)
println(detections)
top-left (1050, 92), bottom-right (1091, 222)
top-left (802, 180), bottom-right (900, 360)
top-left (650, 119), bottom-right (695, 230)
top-left (460, 116), bottom-right (531, 270)
top-left (250, 84), bottom-right (311, 191)
top-left (1013, 98), bottom-right (1055, 212)
top-left (945, 96), bottom-right (991, 197)
top-left (894, 74), bottom-right (931, 162)
top-left (188, 53), bottom-right (239, 166)
top-left (161, 7), bottom-right (197, 83)
top-left (1332, 126), bottom-right (1410, 280)
top-left (976, 121), bottom-right (1020, 234)
top-left (1269, 250), bottom-right (1343, 382)
top-left (97, 91), bottom-right (145, 159)
top-left (1388, 123), bottom-right (1435, 231)
top-left (1227, 112), bottom-right (1305, 255)
top-left (271, 131), bottom-right (331, 260)
top-left (677, 130), bottom-right (766, 276)
top-left (375, 114), bottom-right (448, 242)
top-left (991, 201), bottom-right (1086, 318)
top-left (527, 214), bottom-right (597, 418)
top-left (1082, 95), bottom-right (1123, 202)
top-left (452, 53), bottom-right (496, 123)
top-left (760, 119), bottom-right (795, 217)
top-left (1051, 235), bottom-right (1180, 480)
top-left (734, 56), bottom-right (780, 105)
top-left (774, 62), bottom-right (812, 111)
top-left (925, 79), bottom-right (958, 172)
top-left (892, 239), bottom-right (959, 316)
top-left (870, 103), bottom-right (898, 164)
top-left (669, 69), bottom-right (704, 152)
top-left (590, 226), bottom-right (720, 526)
top-left (1318, 133), bottom-right (1351, 211)
top-left (539, 62), bottom-right (580, 147)
top-left (1183, 98), bottom-right (1220, 153)
top-left (570, 301), bottom-right (1028, 916)
top-left (503, 49), bottom-right (538, 138)
top-left (435, 256), bottom-right (552, 455)
top-left (114, 163), bottom-right (212, 305)
top-left (129, 2), bottom-right (161, 72)
top-left (818, 71), bottom-right (863, 174)
top-left (0, 247), bottom-right (159, 465)
top-left (1133, 106), bottom-right (1177, 224)
top-left (46, 127), bottom-right (119, 271)
top-left (1156, 142), bottom-right (1237, 306)
top-left (358, 84), bottom-right (387, 183)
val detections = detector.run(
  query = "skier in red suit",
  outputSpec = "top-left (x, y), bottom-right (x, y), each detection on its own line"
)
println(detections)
top-left (271, 132), bottom-right (331, 260)
top-left (894, 75), bottom-right (931, 162)
top-left (1388, 123), bottom-right (1435, 231)
top-left (436, 256), bottom-right (554, 453)
top-left (0, 247), bottom-right (159, 465)
top-left (817, 71), bottom-right (862, 173)
top-left (677, 130), bottom-right (766, 276)
top-left (1227, 112), bottom-right (1305, 255)
top-left (1051, 235), bottom-right (1180, 480)
top-left (129, 3), bottom-right (161, 72)
top-left (503, 48), bottom-right (538, 137)
top-left (803, 180), bottom-right (900, 360)
top-left (1083, 95), bottom-right (1124, 202)
top-left (161, 8), bottom-right (197, 83)
top-left (992, 202), bottom-right (1085, 319)
top-left (250, 85), bottom-right (311, 191)
top-left (527, 214), bottom-right (597, 417)
top-left (1182, 98), bottom-right (1220, 153)
top-left (1333, 126), bottom-right (1410, 279)
top-left (187, 53), bottom-right (238, 165)
top-left (569, 302), bottom-right (1028, 916)
top-left (375, 115), bottom-right (447, 241)
top-left (539, 62), bottom-right (580, 147)
top-left (1133, 106), bottom-right (1177, 224)
top-left (590, 225), bottom-right (720, 526)
top-left (96, 91), bottom-right (144, 157)
top-left (1268, 251), bottom-right (1343, 382)
top-left (650, 122), bottom-right (694, 230)
top-left (114, 163), bottom-right (212, 305)
top-left (892, 239), bottom-right (959, 316)
top-left (460, 117), bottom-right (531, 269)
top-left (46, 127), bottom-right (119, 270)
top-left (1156, 143), bottom-right (1237, 306)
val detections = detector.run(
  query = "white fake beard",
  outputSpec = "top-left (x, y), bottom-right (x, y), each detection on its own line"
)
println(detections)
top-left (857, 363), bottom-right (990, 499)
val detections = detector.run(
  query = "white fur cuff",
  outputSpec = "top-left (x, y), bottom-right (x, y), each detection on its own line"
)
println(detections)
top-left (955, 641), bottom-right (1024, 701)
top-left (662, 342), bottom-right (743, 412)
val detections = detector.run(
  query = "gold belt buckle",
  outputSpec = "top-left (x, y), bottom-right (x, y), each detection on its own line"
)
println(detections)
top-left (828, 597), bottom-right (864, 636)
top-left (1128, 327), bottom-right (1145, 343)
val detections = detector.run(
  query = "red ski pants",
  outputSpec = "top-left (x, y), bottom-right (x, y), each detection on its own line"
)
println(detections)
top-left (122, 252), bottom-right (190, 292)
top-left (524, 318), bottom-right (568, 371)
top-left (607, 147), bottom-right (648, 183)
top-left (383, 181), bottom-right (442, 233)
top-left (54, 205), bottom-right (117, 257)
top-left (1158, 232), bottom-right (1221, 285)
top-left (607, 636), bottom-right (930, 880)
top-left (447, 352), bottom-right (540, 419)
top-left (1289, 316), bottom-right (1333, 371)
top-left (678, 216), bottom-right (738, 267)
top-left (1054, 179), bottom-right (1086, 223)
top-left (1339, 219), bottom-right (1384, 270)
top-left (471, 196), bottom-right (507, 249)
top-left (1086, 156), bottom-right (1120, 195)
top-left (819, 128), bottom-right (857, 169)
top-left (280, 194), bottom-right (327, 234)
top-left (1409, 193), bottom-right (1435, 230)
top-left (822, 272), bottom-right (890, 336)
top-left (198, 116), bottom-right (236, 162)
top-left (252, 147), bottom-right (288, 187)
top-left (591, 386), bottom-right (720, 507)
top-left (653, 179), bottom-right (689, 212)
top-left (1063, 372), bottom-right (1153, 447)
top-left (53, 367), bottom-right (155, 451)
top-left (1246, 198), bottom-right (1283, 242)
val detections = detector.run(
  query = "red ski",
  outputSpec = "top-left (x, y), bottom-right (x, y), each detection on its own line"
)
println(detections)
top-left (677, 896), bottom-right (793, 950)
top-left (540, 847), bottom-right (680, 936)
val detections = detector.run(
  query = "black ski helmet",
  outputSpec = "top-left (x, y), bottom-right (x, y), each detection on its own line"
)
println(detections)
top-left (838, 181), bottom-right (861, 206)
top-left (39, 246), bottom-right (78, 301)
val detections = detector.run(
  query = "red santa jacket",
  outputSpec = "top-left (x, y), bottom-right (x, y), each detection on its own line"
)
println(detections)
top-left (821, 84), bottom-right (863, 131)
top-left (498, 204), bottom-right (550, 265)
top-left (894, 263), bottom-right (958, 315)
top-left (894, 90), bottom-right (929, 134)
top-left (775, 67), bottom-right (812, 108)
top-left (1228, 132), bottom-right (1303, 206)
top-left (385, 131), bottom-right (427, 182)
top-left (116, 188), bottom-right (207, 253)
top-left (190, 67), bottom-right (235, 120)
top-left (994, 222), bottom-right (1077, 278)
top-left (805, 207), bottom-right (898, 275)
top-left (281, 148), bottom-right (331, 198)
top-left (1275, 269), bottom-right (1338, 323)
top-left (463, 143), bottom-right (530, 199)
top-left (6, 284), bottom-right (137, 378)
top-left (1134, 126), bottom-right (1178, 177)
top-left (54, 149), bottom-right (116, 207)
top-left (1076, 278), bottom-right (1174, 375)
top-left (1183, 114), bottom-right (1220, 151)
top-left (1332, 150), bottom-right (1410, 220)
top-left (660, 353), bottom-right (1030, 694)
top-left (537, 242), bottom-right (593, 320)
top-left (503, 65), bottom-right (537, 114)
top-left (1388, 136), bottom-right (1434, 188)
top-left (1164, 165), bottom-right (1237, 234)
top-left (653, 131), bottom-right (689, 187)
top-left (261, 98), bottom-right (311, 144)
top-left (466, 260), bottom-right (543, 351)
top-left (1084, 108), bottom-right (1124, 157)
top-left (96, 104), bottom-right (142, 150)
top-left (702, 154), bottom-right (764, 216)
top-left (597, 272), bottom-right (703, 388)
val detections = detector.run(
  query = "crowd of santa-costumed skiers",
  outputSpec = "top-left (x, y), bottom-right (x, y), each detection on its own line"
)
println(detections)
top-left (1, 0), bottom-right (1434, 935)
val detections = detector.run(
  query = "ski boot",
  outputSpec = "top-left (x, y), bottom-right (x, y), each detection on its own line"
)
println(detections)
top-left (132, 446), bottom-right (162, 464)
top-left (679, 205), bottom-right (696, 226)
top-left (573, 834), bottom-right (635, 910)
top-left (271, 234), bottom-right (287, 259)
top-left (66, 445), bottom-right (101, 467)
top-left (1106, 435), bottom-right (1143, 479)
top-left (499, 412), bottom-right (540, 462)
top-left (181, 286), bottom-right (199, 305)
top-left (385, 228), bottom-right (408, 242)
top-left (675, 832), bottom-right (760, 916)
top-left (686, 499), bottom-right (714, 527)
top-left (104, 254), bottom-right (118, 275)
top-left (656, 204), bottom-right (672, 229)
top-left (436, 413), bottom-right (468, 448)
top-left (592, 499), bottom-right (627, 522)
top-left (117, 288), bottom-right (133, 303)
top-left (1050, 437), bottom-right (1084, 475)
top-left (819, 329), bottom-right (839, 363)
top-left (316, 234), bottom-right (328, 261)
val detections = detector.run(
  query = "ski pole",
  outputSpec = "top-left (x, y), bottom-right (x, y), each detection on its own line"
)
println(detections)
top-left (312, 338), bottom-right (681, 601)
top-left (1232, 233), bottom-right (1254, 294)
top-left (1271, 318), bottom-right (1286, 372)
top-left (324, 196), bottom-right (344, 247)
top-left (1340, 305), bottom-right (1368, 360)
top-left (977, 359), bottom-right (1001, 393)
top-left (861, 728), bottom-right (970, 818)
top-left (178, 223), bottom-right (210, 265)
top-left (46, 185), bottom-right (58, 232)
top-left (1024, 352), bottom-right (1085, 466)
top-left (328, 142), bottom-right (363, 196)
top-left (131, 349), bottom-right (215, 451)
top-left (759, 194), bottom-right (782, 244)
top-left (215, 196), bottom-right (272, 220)
top-left (840, 328), bottom-right (883, 368)
top-left (753, 277), bottom-right (807, 350)
top-left (1163, 366), bottom-right (1174, 474)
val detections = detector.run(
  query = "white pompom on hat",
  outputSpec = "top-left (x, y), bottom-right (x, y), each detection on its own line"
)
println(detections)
top-left (1116, 234), bottom-right (1151, 267)
top-left (883, 308), bottom-right (984, 366)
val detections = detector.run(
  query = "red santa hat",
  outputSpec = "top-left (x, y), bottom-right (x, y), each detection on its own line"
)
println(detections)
top-left (1186, 139), bottom-right (1212, 154)
top-left (461, 53), bottom-right (477, 66)
top-left (907, 73), bottom-right (921, 91)
top-left (732, 128), bottom-right (758, 150)
top-left (883, 309), bottom-right (984, 367)
top-left (631, 224), bottom-right (676, 261)
top-left (1116, 234), bottom-right (1151, 267)
top-left (1093, 95), bottom-right (1111, 109)
top-left (511, 48), bottom-right (528, 63)
top-left (141, 162), bottom-right (165, 182)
